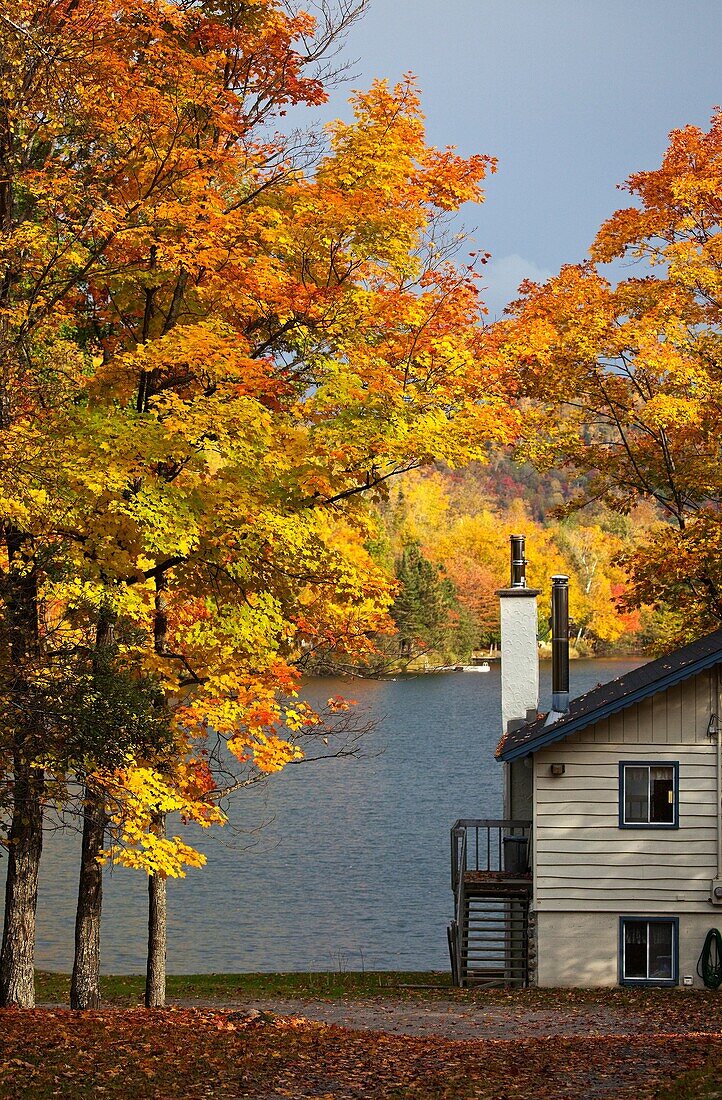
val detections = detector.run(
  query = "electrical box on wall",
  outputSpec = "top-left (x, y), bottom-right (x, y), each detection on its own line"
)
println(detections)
top-left (710, 879), bottom-right (722, 905)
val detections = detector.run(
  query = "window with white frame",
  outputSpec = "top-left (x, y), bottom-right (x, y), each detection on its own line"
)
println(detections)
top-left (620, 917), bottom-right (678, 985)
top-left (619, 761), bottom-right (678, 827)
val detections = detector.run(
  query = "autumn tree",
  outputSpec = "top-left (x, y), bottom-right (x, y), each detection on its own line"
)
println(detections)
top-left (0, 0), bottom-right (509, 1008)
top-left (498, 109), bottom-right (722, 645)
top-left (0, 0), bottom-right (367, 1009)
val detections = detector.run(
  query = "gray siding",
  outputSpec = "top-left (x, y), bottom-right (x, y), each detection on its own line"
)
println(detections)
top-left (507, 758), bottom-right (533, 819)
top-left (533, 669), bottom-right (718, 913)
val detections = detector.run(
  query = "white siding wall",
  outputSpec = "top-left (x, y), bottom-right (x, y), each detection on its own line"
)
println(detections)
top-left (536, 911), bottom-right (717, 988)
top-left (532, 669), bottom-right (722, 985)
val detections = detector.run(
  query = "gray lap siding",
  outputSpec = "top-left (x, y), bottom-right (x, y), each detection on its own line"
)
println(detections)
top-left (533, 670), bottom-right (718, 915)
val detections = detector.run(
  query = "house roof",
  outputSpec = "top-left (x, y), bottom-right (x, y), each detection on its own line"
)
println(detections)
top-left (496, 626), bottom-right (722, 762)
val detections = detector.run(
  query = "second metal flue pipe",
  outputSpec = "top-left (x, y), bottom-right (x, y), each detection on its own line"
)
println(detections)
top-left (551, 574), bottom-right (570, 714)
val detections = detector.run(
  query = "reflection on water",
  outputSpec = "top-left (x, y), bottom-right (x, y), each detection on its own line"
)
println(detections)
top-left (10, 659), bottom-right (643, 973)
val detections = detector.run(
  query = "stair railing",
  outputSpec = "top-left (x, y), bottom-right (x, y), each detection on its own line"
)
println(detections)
top-left (450, 826), bottom-right (467, 985)
top-left (451, 821), bottom-right (467, 893)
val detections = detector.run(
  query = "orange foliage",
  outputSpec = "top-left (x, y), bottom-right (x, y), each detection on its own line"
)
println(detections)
top-left (0, 0), bottom-right (511, 869)
top-left (495, 107), bottom-right (722, 643)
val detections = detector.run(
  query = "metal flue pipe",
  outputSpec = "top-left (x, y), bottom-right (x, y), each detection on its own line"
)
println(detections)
top-left (510, 534), bottom-right (527, 589)
top-left (551, 575), bottom-right (570, 714)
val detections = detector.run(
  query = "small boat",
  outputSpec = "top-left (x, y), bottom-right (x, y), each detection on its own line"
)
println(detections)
top-left (462, 662), bottom-right (491, 672)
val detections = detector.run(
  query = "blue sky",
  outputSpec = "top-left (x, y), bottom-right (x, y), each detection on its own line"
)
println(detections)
top-left (304, 0), bottom-right (721, 318)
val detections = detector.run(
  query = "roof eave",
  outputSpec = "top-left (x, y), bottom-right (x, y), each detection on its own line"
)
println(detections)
top-left (497, 647), bottom-right (722, 763)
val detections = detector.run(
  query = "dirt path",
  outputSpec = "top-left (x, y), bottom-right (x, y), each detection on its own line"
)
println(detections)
top-left (171, 994), bottom-right (654, 1040)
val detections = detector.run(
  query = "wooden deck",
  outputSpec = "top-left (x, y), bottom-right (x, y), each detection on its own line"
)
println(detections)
top-left (463, 870), bottom-right (533, 898)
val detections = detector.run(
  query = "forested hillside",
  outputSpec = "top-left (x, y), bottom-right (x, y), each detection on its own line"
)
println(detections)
top-left (368, 456), bottom-right (666, 668)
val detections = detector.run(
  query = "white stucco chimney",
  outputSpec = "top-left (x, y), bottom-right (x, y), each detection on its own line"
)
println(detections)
top-left (498, 535), bottom-right (540, 733)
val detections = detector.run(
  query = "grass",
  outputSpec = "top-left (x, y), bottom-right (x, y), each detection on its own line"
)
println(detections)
top-left (36, 967), bottom-right (722, 1012)
top-left (35, 968), bottom-right (453, 1005)
top-left (657, 1066), bottom-right (722, 1100)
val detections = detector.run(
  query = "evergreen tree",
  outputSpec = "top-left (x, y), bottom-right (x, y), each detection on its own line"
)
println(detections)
top-left (392, 543), bottom-right (456, 657)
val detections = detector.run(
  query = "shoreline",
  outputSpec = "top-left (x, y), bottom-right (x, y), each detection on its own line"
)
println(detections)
top-left (315, 653), bottom-right (649, 680)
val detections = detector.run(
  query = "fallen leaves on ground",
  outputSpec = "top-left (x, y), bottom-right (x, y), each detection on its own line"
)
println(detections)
top-left (2, 997), bottom-right (722, 1099)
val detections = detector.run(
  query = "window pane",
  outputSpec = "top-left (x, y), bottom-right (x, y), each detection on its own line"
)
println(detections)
top-left (650, 767), bottom-right (674, 824)
top-left (625, 767), bottom-right (649, 823)
top-left (648, 922), bottom-right (673, 979)
top-left (624, 920), bottom-right (648, 978)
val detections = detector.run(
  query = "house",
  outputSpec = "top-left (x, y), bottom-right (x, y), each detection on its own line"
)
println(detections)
top-left (449, 534), bottom-right (722, 989)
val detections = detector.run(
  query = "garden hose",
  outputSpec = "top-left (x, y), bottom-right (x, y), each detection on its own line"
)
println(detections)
top-left (697, 928), bottom-right (722, 989)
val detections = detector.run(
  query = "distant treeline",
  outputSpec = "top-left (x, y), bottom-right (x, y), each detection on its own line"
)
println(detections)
top-left (366, 455), bottom-right (669, 668)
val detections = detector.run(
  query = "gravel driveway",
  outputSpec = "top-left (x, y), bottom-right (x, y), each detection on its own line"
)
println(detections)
top-left (172, 994), bottom-right (654, 1040)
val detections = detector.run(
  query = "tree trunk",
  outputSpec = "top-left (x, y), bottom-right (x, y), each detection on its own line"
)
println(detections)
top-left (69, 611), bottom-right (115, 1010)
top-left (0, 757), bottom-right (44, 1007)
top-left (145, 813), bottom-right (167, 1008)
top-left (70, 784), bottom-right (106, 1010)
top-left (0, 533), bottom-right (43, 1009)
top-left (145, 572), bottom-right (169, 1009)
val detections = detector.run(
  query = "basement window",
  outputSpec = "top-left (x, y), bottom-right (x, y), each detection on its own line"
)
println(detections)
top-left (619, 761), bottom-right (678, 828)
top-left (620, 917), bottom-right (678, 985)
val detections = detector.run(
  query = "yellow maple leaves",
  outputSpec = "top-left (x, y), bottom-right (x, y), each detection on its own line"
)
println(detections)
top-left (100, 762), bottom-right (225, 878)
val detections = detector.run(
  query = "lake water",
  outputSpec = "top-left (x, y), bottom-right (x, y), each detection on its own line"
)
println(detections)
top-left (18, 658), bottom-right (643, 974)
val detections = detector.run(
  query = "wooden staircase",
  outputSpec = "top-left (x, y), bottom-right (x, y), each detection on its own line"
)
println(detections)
top-left (448, 820), bottom-right (532, 987)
